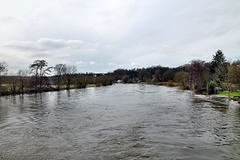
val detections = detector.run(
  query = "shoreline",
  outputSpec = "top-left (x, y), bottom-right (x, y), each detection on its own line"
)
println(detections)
top-left (0, 84), bottom-right (99, 97)
top-left (138, 82), bottom-right (240, 103)
top-left (1, 82), bottom-right (240, 104)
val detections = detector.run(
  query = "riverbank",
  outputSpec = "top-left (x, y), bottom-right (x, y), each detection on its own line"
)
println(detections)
top-left (1, 82), bottom-right (239, 103)
top-left (0, 84), bottom-right (98, 96)
top-left (217, 91), bottom-right (240, 103)
top-left (138, 81), bottom-right (240, 103)
top-left (137, 81), bottom-right (182, 87)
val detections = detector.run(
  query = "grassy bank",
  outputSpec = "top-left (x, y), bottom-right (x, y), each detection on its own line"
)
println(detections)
top-left (87, 84), bottom-right (96, 87)
top-left (218, 91), bottom-right (240, 102)
top-left (218, 91), bottom-right (240, 97)
top-left (0, 83), bottom-right (98, 96)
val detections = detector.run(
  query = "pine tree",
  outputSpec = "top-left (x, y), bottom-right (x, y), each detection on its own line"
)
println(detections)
top-left (210, 50), bottom-right (229, 87)
top-left (210, 50), bottom-right (226, 74)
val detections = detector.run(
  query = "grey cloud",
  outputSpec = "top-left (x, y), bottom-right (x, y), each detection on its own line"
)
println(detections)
top-left (5, 41), bottom-right (44, 52)
top-left (151, 45), bottom-right (178, 56)
top-left (0, 16), bottom-right (19, 23)
top-left (38, 38), bottom-right (67, 49)
top-left (30, 53), bottom-right (49, 58)
top-left (5, 38), bottom-right (96, 53)
top-left (107, 62), bottom-right (140, 70)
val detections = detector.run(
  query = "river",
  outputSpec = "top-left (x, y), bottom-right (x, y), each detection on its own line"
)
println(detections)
top-left (0, 84), bottom-right (240, 160)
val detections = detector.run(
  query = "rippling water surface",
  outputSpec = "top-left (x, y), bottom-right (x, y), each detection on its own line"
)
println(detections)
top-left (0, 84), bottom-right (240, 159)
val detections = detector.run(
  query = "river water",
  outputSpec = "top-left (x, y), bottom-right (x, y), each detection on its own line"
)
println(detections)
top-left (0, 84), bottom-right (240, 160)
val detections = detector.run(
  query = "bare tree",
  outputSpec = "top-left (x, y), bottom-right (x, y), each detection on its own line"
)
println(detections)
top-left (0, 62), bottom-right (8, 88)
top-left (187, 60), bottom-right (208, 91)
top-left (0, 62), bottom-right (7, 75)
top-left (29, 60), bottom-right (52, 90)
top-left (54, 64), bottom-right (67, 90)
top-left (137, 69), bottom-right (151, 82)
top-left (122, 75), bottom-right (131, 83)
top-left (228, 60), bottom-right (240, 98)
top-left (75, 74), bottom-right (88, 88)
top-left (174, 71), bottom-right (188, 87)
top-left (154, 70), bottom-right (162, 82)
top-left (7, 74), bottom-right (18, 94)
top-left (18, 69), bottom-right (28, 94)
top-left (63, 65), bottom-right (77, 90)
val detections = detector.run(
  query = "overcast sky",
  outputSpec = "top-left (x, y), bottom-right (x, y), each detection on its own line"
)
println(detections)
top-left (0, 0), bottom-right (240, 73)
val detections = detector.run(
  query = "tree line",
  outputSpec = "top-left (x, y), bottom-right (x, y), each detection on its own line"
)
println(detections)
top-left (0, 60), bottom-right (113, 95)
top-left (107, 50), bottom-right (239, 95)
top-left (0, 50), bottom-right (239, 96)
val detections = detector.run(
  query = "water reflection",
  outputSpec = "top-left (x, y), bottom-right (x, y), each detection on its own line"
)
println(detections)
top-left (0, 97), bottom-right (8, 123)
top-left (0, 84), bottom-right (239, 160)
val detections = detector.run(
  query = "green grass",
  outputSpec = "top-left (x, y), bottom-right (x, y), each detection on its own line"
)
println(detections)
top-left (218, 91), bottom-right (240, 97)
top-left (87, 84), bottom-right (96, 87)
top-left (53, 84), bottom-right (96, 88)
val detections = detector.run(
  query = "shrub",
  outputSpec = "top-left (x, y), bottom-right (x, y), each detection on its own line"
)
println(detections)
top-left (207, 81), bottom-right (217, 95)
top-left (178, 86), bottom-right (185, 90)
top-left (164, 80), bottom-right (174, 87)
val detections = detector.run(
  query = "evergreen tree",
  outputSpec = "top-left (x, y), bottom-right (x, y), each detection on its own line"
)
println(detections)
top-left (210, 50), bottom-right (229, 87)
top-left (210, 50), bottom-right (226, 74)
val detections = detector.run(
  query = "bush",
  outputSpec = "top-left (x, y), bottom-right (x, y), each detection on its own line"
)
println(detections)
top-left (164, 80), bottom-right (174, 87)
top-left (96, 76), bottom-right (113, 86)
top-left (178, 86), bottom-right (185, 90)
top-left (207, 81), bottom-right (217, 95)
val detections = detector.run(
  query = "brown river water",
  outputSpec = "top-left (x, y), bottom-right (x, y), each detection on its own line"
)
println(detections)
top-left (0, 84), bottom-right (240, 160)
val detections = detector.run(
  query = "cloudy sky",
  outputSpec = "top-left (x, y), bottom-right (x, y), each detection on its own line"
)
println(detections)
top-left (0, 0), bottom-right (240, 73)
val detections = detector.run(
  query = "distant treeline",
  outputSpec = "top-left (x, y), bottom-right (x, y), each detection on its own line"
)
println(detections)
top-left (0, 61), bottom-right (114, 96)
top-left (0, 50), bottom-right (239, 96)
top-left (106, 50), bottom-right (239, 95)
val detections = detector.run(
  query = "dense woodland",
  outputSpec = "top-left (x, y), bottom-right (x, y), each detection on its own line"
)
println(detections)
top-left (0, 50), bottom-right (239, 96)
